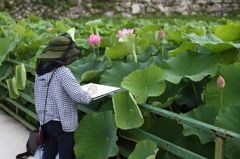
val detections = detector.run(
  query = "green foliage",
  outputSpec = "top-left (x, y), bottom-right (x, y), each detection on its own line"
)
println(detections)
top-left (128, 140), bottom-right (159, 159)
top-left (74, 111), bottom-right (118, 159)
top-left (113, 91), bottom-right (144, 129)
top-left (1, 12), bottom-right (240, 159)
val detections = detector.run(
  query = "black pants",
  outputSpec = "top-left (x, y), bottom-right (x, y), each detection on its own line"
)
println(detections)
top-left (42, 120), bottom-right (75, 159)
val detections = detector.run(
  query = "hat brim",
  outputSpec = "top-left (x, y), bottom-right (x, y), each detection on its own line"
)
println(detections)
top-left (36, 48), bottom-right (81, 59)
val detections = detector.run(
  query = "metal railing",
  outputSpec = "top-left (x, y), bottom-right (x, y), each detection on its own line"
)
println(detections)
top-left (1, 59), bottom-right (240, 159)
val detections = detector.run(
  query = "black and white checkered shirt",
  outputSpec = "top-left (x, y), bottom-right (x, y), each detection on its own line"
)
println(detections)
top-left (34, 66), bottom-right (92, 132)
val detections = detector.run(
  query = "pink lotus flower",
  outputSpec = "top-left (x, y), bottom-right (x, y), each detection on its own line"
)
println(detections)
top-left (158, 29), bottom-right (165, 39)
top-left (116, 28), bottom-right (135, 38)
top-left (88, 35), bottom-right (101, 46)
top-left (217, 76), bottom-right (225, 88)
top-left (46, 27), bottom-right (52, 30)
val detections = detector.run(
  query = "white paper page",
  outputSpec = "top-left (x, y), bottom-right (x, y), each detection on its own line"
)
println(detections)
top-left (81, 83), bottom-right (121, 99)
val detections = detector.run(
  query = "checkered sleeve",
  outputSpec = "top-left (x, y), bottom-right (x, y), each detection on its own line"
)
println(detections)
top-left (58, 67), bottom-right (92, 104)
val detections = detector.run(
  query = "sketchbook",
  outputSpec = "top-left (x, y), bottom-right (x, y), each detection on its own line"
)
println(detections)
top-left (82, 83), bottom-right (121, 100)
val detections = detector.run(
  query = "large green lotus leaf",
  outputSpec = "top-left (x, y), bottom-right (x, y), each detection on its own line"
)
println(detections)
top-left (29, 45), bottom-right (46, 69)
top-left (6, 77), bottom-right (19, 99)
top-left (16, 64), bottom-right (26, 90)
top-left (74, 111), bottom-right (118, 159)
top-left (228, 41), bottom-right (240, 49)
top-left (168, 42), bottom-right (198, 57)
top-left (193, 26), bottom-right (206, 36)
top-left (160, 50), bottom-right (222, 84)
top-left (128, 140), bottom-right (159, 159)
top-left (174, 18), bottom-right (186, 26)
top-left (22, 39), bottom-right (44, 51)
top-left (75, 39), bottom-right (89, 49)
top-left (28, 14), bottom-right (40, 23)
top-left (140, 24), bottom-right (163, 32)
top-left (113, 91), bottom-right (144, 129)
top-left (214, 106), bottom-right (240, 159)
top-left (150, 81), bottom-right (185, 109)
top-left (138, 45), bottom-right (158, 55)
top-left (181, 105), bottom-right (219, 144)
top-left (55, 21), bottom-right (68, 32)
top-left (0, 12), bottom-right (12, 21)
top-left (81, 70), bottom-right (99, 82)
top-left (187, 33), bottom-right (234, 53)
top-left (99, 99), bottom-right (114, 112)
top-left (105, 41), bottom-right (134, 59)
top-left (136, 54), bottom-right (154, 64)
top-left (215, 106), bottom-right (240, 133)
top-left (150, 117), bottom-right (183, 143)
top-left (224, 140), bottom-right (240, 159)
top-left (139, 110), bottom-right (157, 132)
top-left (100, 35), bottom-right (118, 48)
top-left (100, 62), bottom-right (151, 88)
top-left (187, 33), bottom-right (222, 45)
top-left (215, 23), bottom-right (240, 42)
top-left (22, 30), bottom-right (37, 37)
top-left (0, 86), bottom-right (8, 97)
top-left (84, 19), bottom-right (104, 30)
top-left (205, 63), bottom-right (240, 109)
top-left (0, 62), bottom-right (11, 81)
top-left (119, 33), bottom-right (149, 47)
top-left (166, 28), bottom-right (186, 44)
top-left (175, 77), bottom-right (208, 108)
top-left (13, 25), bottom-right (25, 35)
top-left (23, 81), bottom-right (35, 98)
top-left (13, 25), bottom-right (36, 37)
top-left (149, 117), bottom-right (183, 159)
top-left (67, 28), bottom-right (75, 41)
top-left (118, 129), bottom-right (141, 143)
top-left (119, 33), bottom-right (136, 43)
top-left (68, 60), bottom-right (105, 83)
top-left (121, 65), bottom-right (166, 103)
top-left (220, 48), bottom-right (240, 65)
top-left (77, 53), bottom-right (95, 65)
top-left (142, 31), bottom-right (161, 47)
top-left (165, 136), bottom-right (215, 159)
top-left (0, 37), bottom-right (16, 65)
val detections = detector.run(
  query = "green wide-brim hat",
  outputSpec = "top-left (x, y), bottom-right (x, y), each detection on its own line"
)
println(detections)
top-left (37, 35), bottom-right (80, 59)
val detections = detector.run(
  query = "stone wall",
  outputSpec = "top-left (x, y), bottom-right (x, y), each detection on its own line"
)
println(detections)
top-left (2, 0), bottom-right (240, 20)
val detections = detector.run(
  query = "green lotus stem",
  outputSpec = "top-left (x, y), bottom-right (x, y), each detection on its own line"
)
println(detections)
top-left (220, 89), bottom-right (223, 110)
top-left (93, 47), bottom-right (96, 55)
top-left (90, 27), bottom-right (94, 34)
top-left (28, 82), bottom-right (34, 97)
top-left (169, 105), bottom-right (173, 112)
top-left (116, 153), bottom-right (120, 159)
top-left (95, 26), bottom-right (99, 35)
top-left (132, 43), bottom-right (137, 63)
top-left (96, 47), bottom-right (99, 57)
top-left (191, 80), bottom-right (199, 106)
top-left (162, 42), bottom-right (164, 61)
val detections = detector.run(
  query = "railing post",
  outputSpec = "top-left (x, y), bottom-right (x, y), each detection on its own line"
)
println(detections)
top-left (215, 135), bottom-right (226, 159)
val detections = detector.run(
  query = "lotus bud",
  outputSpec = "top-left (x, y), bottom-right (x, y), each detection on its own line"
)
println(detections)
top-left (158, 29), bottom-right (165, 39)
top-left (217, 76), bottom-right (225, 88)
top-left (87, 34), bottom-right (101, 46)
top-left (46, 27), bottom-right (52, 30)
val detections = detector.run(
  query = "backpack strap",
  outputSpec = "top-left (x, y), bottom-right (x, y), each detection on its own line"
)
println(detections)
top-left (16, 141), bottom-right (33, 159)
top-left (16, 130), bottom-right (39, 159)
top-left (16, 150), bottom-right (32, 159)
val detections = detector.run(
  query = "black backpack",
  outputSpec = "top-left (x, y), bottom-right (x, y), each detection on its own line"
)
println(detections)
top-left (16, 130), bottom-right (40, 159)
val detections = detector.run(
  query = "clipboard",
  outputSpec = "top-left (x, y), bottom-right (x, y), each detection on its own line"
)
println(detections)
top-left (82, 83), bottom-right (121, 100)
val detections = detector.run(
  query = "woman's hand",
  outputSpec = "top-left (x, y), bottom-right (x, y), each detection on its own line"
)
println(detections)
top-left (87, 85), bottom-right (98, 97)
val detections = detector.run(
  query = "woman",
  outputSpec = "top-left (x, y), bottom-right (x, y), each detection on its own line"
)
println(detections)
top-left (34, 33), bottom-right (97, 159)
